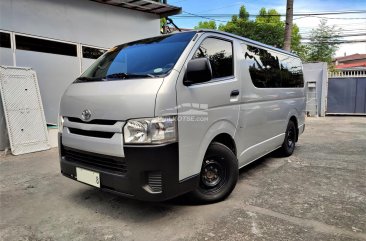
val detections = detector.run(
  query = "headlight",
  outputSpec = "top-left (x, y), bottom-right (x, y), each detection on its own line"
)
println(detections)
top-left (123, 116), bottom-right (177, 144)
top-left (58, 115), bottom-right (64, 133)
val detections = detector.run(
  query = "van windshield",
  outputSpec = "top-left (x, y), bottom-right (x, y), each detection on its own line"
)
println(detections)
top-left (76, 32), bottom-right (196, 82)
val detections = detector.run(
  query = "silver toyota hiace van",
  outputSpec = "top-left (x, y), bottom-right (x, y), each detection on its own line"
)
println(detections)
top-left (59, 30), bottom-right (305, 203)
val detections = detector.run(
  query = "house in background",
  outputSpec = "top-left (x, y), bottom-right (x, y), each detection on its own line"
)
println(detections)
top-left (0, 0), bottom-right (181, 150)
top-left (333, 54), bottom-right (366, 70)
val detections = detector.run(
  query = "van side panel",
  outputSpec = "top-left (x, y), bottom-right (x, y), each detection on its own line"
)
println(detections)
top-left (235, 42), bottom-right (305, 167)
top-left (236, 89), bottom-right (305, 166)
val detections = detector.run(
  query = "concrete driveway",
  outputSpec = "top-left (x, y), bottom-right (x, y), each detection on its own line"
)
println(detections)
top-left (1, 117), bottom-right (365, 241)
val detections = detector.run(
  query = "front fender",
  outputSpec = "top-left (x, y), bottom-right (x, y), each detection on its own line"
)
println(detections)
top-left (193, 119), bottom-right (237, 174)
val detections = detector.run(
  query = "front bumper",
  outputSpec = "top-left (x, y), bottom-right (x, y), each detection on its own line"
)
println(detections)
top-left (59, 135), bottom-right (199, 201)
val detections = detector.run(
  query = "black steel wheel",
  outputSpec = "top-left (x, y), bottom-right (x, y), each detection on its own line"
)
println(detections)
top-left (190, 142), bottom-right (238, 203)
top-left (200, 158), bottom-right (227, 192)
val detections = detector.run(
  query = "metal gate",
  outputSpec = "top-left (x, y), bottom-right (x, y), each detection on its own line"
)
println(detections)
top-left (327, 71), bottom-right (366, 115)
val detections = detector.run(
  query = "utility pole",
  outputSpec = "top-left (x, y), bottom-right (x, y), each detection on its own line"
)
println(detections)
top-left (283, 0), bottom-right (294, 51)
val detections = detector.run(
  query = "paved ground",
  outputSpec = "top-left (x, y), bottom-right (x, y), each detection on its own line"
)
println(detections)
top-left (1, 117), bottom-right (365, 241)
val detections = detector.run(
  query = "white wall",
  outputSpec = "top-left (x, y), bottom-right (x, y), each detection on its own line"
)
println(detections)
top-left (303, 63), bottom-right (328, 117)
top-left (0, 0), bottom-right (160, 48)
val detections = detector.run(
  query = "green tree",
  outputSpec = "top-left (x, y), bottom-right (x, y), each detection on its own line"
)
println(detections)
top-left (218, 6), bottom-right (302, 54)
top-left (194, 20), bottom-right (217, 30)
top-left (160, 18), bottom-right (167, 33)
top-left (255, 8), bottom-right (282, 24)
top-left (239, 5), bottom-right (249, 21)
top-left (305, 19), bottom-right (341, 64)
top-left (160, 18), bottom-right (167, 27)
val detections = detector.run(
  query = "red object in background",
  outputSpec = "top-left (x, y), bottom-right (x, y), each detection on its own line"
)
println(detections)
top-left (334, 54), bottom-right (366, 69)
top-left (335, 61), bottom-right (366, 69)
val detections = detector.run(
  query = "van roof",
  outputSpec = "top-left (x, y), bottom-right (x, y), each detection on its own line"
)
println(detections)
top-left (182, 29), bottom-right (300, 58)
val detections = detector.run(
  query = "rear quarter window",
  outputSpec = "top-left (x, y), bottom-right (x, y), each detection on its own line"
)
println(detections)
top-left (242, 44), bottom-right (303, 88)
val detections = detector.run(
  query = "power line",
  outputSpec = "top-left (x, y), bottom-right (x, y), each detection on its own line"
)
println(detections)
top-left (298, 23), bottom-right (366, 30)
top-left (322, 22), bottom-right (366, 26)
top-left (301, 32), bottom-right (366, 37)
top-left (173, 10), bottom-right (366, 41)
top-left (171, 9), bottom-right (366, 26)
top-left (291, 10), bottom-right (366, 16)
top-left (300, 29), bottom-right (366, 33)
top-left (196, 2), bottom-right (243, 13)
top-left (310, 16), bottom-right (366, 20)
top-left (301, 33), bottom-right (366, 39)
top-left (174, 15), bottom-right (366, 20)
top-left (303, 39), bottom-right (366, 44)
top-left (173, 10), bottom-right (366, 18)
top-left (181, 11), bottom-right (227, 22)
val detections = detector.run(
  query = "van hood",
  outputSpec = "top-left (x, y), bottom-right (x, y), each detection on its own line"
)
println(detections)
top-left (60, 78), bottom-right (164, 121)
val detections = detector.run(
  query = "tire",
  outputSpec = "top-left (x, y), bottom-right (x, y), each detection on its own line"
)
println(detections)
top-left (279, 120), bottom-right (297, 157)
top-left (190, 142), bottom-right (238, 203)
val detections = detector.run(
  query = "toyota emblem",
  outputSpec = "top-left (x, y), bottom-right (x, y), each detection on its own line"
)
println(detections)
top-left (81, 109), bottom-right (92, 121)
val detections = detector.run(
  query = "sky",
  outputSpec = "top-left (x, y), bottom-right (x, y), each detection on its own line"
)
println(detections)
top-left (168, 0), bottom-right (366, 57)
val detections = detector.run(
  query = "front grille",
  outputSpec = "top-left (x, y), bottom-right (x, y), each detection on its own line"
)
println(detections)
top-left (147, 171), bottom-right (162, 193)
top-left (69, 128), bottom-right (114, 138)
top-left (62, 147), bottom-right (127, 174)
top-left (67, 117), bottom-right (117, 125)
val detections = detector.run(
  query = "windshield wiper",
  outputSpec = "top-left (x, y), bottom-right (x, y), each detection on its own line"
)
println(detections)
top-left (105, 73), bottom-right (155, 79)
top-left (74, 76), bottom-right (102, 83)
top-left (74, 73), bottom-right (155, 83)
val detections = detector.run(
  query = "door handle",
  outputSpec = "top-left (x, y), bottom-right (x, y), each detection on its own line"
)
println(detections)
top-left (230, 90), bottom-right (240, 97)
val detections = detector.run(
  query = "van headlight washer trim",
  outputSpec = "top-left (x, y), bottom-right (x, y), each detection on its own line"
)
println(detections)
top-left (123, 116), bottom-right (177, 144)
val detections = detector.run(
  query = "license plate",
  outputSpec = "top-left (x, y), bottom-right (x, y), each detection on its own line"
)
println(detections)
top-left (76, 167), bottom-right (100, 188)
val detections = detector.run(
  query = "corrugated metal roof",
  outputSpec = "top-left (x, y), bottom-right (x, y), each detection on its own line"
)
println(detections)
top-left (336, 62), bottom-right (366, 69)
top-left (334, 54), bottom-right (366, 62)
top-left (90, 0), bottom-right (181, 17)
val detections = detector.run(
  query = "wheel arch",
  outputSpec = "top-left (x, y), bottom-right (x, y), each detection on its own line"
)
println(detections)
top-left (211, 133), bottom-right (237, 156)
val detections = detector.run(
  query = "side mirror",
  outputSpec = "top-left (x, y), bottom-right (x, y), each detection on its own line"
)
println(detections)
top-left (183, 57), bottom-right (212, 86)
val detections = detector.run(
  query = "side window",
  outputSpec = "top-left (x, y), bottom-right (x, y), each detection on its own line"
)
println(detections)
top-left (293, 59), bottom-right (304, 87)
top-left (0, 32), bottom-right (11, 48)
top-left (15, 35), bottom-right (77, 57)
top-left (193, 38), bottom-right (233, 79)
top-left (244, 45), bottom-right (281, 88)
top-left (243, 44), bottom-right (303, 88)
top-left (280, 56), bottom-right (304, 87)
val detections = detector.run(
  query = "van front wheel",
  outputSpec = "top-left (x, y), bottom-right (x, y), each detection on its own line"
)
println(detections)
top-left (190, 142), bottom-right (238, 203)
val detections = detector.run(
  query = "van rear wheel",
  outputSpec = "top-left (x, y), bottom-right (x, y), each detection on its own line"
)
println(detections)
top-left (190, 142), bottom-right (238, 203)
top-left (279, 120), bottom-right (297, 157)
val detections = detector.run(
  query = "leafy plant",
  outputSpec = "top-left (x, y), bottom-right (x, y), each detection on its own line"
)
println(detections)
top-left (304, 19), bottom-right (341, 64)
